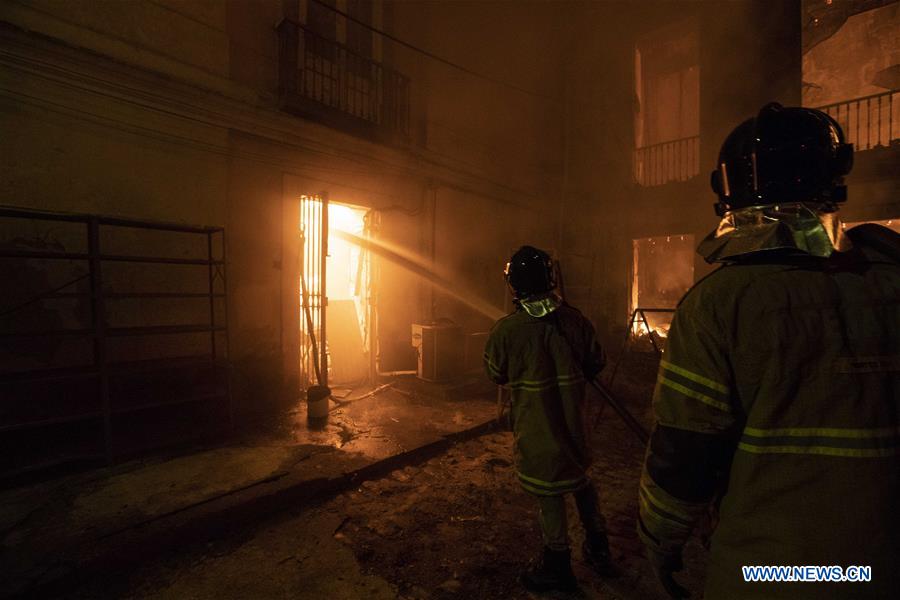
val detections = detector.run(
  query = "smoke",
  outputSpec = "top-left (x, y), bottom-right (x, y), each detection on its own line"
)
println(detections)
top-left (333, 229), bottom-right (506, 321)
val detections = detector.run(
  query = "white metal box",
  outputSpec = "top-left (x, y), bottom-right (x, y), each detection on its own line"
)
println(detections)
top-left (411, 323), bottom-right (463, 382)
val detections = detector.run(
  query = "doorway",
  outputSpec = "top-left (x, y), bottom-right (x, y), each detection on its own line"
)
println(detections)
top-left (630, 234), bottom-right (695, 337)
top-left (299, 195), bottom-right (370, 391)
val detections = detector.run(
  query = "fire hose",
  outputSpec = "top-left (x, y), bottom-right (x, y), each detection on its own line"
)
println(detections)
top-left (497, 378), bottom-right (650, 446)
top-left (588, 377), bottom-right (650, 446)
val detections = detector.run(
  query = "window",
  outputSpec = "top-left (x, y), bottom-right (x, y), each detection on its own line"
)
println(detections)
top-left (346, 0), bottom-right (374, 60)
top-left (305, 0), bottom-right (337, 60)
top-left (630, 234), bottom-right (695, 337)
top-left (303, 0), bottom-right (376, 61)
top-left (633, 19), bottom-right (700, 186)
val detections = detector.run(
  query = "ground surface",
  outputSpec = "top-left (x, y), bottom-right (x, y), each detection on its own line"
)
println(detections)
top-left (62, 357), bottom-right (709, 600)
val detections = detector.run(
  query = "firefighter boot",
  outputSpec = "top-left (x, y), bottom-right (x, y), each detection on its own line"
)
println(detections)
top-left (582, 532), bottom-right (619, 577)
top-left (520, 547), bottom-right (578, 593)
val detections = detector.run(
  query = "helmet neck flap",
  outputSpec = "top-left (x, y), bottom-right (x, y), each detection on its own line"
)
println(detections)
top-left (698, 202), bottom-right (850, 263)
top-left (517, 291), bottom-right (563, 318)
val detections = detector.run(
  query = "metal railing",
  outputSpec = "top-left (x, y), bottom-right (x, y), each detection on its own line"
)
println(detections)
top-left (817, 89), bottom-right (899, 152)
top-left (633, 135), bottom-right (700, 187)
top-left (277, 19), bottom-right (410, 139)
top-left (0, 207), bottom-right (230, 481)
top-left (607, 307), bottom-right (675, 388)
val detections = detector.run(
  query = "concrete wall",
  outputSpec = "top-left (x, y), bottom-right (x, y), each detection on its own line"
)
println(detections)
top-left (0, 0), bottom-right (565, 418)
top-left (8, 0), bottom-right (883, 419)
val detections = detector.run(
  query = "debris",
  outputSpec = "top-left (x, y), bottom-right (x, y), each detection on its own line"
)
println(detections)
top-left (391, 470), bottom-right (410, 482)
top-left (333, 516), bottom-right (351, 537)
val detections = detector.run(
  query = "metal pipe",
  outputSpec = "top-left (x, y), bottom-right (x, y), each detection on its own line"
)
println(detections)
top-left (320, 194), bottom-right (329, 387)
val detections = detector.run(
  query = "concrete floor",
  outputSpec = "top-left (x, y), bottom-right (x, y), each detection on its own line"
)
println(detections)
top-left (0, 377), bottom-right (497, 597)
top-left (1, 362), bottom-right (701, 600)
top-left (60, 417), bottom-right (709, 600)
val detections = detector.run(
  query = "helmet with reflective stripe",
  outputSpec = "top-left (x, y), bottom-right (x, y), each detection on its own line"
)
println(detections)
top-left (710, 103), bottom-right (854, 216)
top-left (504, 245), bottom-right (556, 299)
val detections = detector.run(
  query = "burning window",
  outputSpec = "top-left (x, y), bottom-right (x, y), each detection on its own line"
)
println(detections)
top-left (630, 235), bottom-right (695, 338)
top-left (633, 19), bottom-right (700, 186)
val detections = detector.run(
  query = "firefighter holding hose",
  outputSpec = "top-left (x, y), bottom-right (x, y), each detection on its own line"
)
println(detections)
top-left (484, 245), bottom-right (617, 593)
top-left (638, 103), bottom-right (900, 599)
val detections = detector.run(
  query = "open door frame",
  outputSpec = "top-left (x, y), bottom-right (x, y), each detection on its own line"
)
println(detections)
top-left (299, 193), bottom-right (329, 389)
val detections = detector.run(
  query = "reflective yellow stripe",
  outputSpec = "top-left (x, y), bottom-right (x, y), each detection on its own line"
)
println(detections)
top-left (659, 377), bottom-right (731, 412)
top-left (517, 472), bottom-right (587, 495)
top-left (483, 353), bottom-right (502, 374)
top-left (510, 381), bottom-right (584, 392)
top-left (512, 373), bottom-right (583, 385)
top-left (737, 442), bottom-right (900, 458)
top-left (638, 494), bottom-right (692, 532)
top-left (517, 471), bottom-right (585, 489)
top-left (639, 482), bottom-right (695, 523)
top-left (520, 481), bottom-right (581, 496)
top-left (508, 373), bottom-right (584, 392)
top-left (743, 426), bottom-right (900, 438)
top-left (660, 360), bottom-right (728, 393)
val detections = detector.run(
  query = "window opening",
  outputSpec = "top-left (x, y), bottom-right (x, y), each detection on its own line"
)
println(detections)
top-left (634, 19), bottom-right (700, 186)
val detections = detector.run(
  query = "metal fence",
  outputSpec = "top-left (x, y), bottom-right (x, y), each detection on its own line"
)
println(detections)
top-left (633, 135), bottom-right (700, 187)
top-left (277, 19), bottom-right (410, 139)
top-left (0, 207), bottom-right (230, 481)
top-left (817, 89), bottom-right (899, 152)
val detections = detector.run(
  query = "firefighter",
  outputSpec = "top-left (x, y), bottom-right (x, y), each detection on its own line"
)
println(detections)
top-left (638, 103), bottom-right (900, 599)
top-left (484, 245), bottom-right (617, 593)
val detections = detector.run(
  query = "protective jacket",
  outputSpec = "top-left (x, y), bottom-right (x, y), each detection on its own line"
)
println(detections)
top-left (639, 223), bottom-right (900, 599)
top-left (485, 301), bottom-right (604, 496)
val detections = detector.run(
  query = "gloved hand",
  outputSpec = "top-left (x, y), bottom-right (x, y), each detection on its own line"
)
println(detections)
top-left (646, 546), bottom-right (690, 599)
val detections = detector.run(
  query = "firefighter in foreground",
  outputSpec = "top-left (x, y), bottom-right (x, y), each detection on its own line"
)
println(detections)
top-left (638, 103), bottom-right (900, 599)
top-left (484, 246), bottom-right (616, 593)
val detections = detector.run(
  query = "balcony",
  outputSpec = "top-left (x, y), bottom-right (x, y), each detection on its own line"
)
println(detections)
top-left (277, 19), bottom-right (410, 143)
top-left (817, 89), bottom-right (898, 152)
top-left (633, 136), bottom-right (700, 187)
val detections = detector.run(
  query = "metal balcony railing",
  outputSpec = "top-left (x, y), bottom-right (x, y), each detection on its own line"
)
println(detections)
top-left (633, 135), bottom-right (700, 187)
top-left (817, 89), bottom-right (899, 152)
top-left (277, 19), bottom-right (410, 140)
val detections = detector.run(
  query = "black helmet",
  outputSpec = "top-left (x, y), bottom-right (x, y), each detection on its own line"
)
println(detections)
top-left (504, 245), bottom-right (556, 299)
top-left (710, 103), bottom-right (854, 216)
